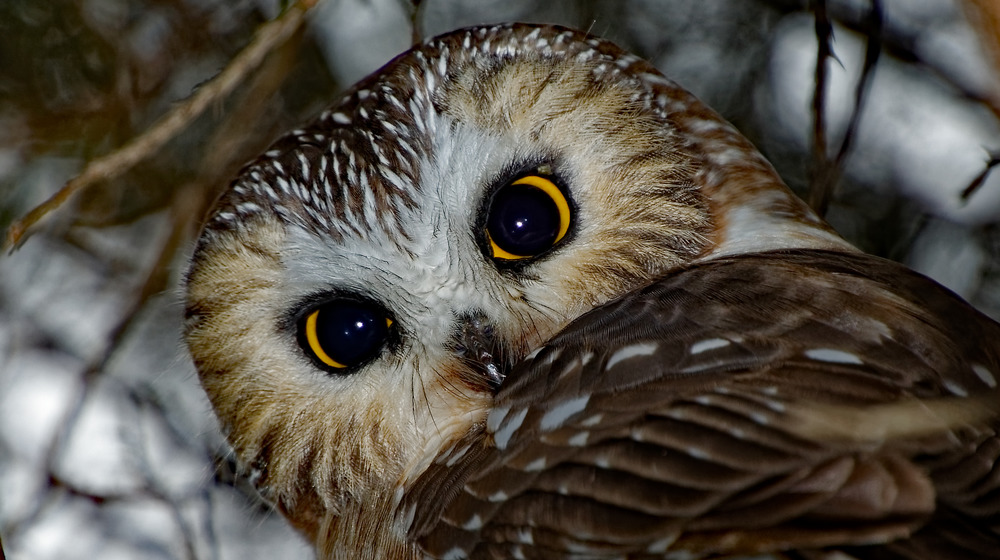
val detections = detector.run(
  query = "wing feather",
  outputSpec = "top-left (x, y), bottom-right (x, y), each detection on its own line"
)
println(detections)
top-left (404, 250), bottom-right (1000, 559)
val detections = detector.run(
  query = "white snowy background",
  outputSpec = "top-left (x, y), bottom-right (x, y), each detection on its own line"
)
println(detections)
top-left (1, 0), bottom-right (999, 559)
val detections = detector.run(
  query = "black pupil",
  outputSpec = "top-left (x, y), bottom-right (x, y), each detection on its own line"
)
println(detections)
top-left (487, 183), bottom-right (561, 256)
top-left (313, 301), bottom-right (388, 368)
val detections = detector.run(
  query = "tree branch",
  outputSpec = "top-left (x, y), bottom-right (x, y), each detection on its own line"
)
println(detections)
top-left (3, 0), bottom-right (319, 252)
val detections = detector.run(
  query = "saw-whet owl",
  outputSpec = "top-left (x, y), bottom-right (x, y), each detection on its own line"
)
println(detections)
top-left (184, 23), bottom-right (1000, 559)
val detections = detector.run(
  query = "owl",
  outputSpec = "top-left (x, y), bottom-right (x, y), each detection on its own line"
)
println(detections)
top-left (184, 24), bottom-right (1000, 559)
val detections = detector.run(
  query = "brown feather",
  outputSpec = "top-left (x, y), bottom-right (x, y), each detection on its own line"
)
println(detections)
top-left (406, 250), bottom-right (1000, 559)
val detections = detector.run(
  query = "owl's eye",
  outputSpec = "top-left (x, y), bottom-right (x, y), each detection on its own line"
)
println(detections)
top-left (486, 175), bottom-right (571, 261)
top-left (299, 299), bottom-right (393, 371)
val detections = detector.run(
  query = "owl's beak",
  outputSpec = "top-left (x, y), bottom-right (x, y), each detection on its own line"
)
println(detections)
top-left (451, 312), bottom-right (508, 392)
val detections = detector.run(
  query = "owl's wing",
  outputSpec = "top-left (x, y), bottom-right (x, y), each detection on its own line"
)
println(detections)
top-left (404, 250), bottom-right (1000, 560)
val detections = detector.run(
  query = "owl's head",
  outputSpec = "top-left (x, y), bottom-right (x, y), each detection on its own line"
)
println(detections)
top-left (184, 23), bottom-right (849, 553)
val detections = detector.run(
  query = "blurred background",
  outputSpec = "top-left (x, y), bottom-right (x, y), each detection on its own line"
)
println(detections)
top-left (1, 0), bottom-right (998, 558)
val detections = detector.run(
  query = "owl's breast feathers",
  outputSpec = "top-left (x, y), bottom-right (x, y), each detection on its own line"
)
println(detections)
top-left (405, 249), bottom-right (1000, 559)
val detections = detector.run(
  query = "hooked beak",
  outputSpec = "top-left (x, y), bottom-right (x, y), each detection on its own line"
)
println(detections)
top-left (451, 312), bottom-right (509, 392)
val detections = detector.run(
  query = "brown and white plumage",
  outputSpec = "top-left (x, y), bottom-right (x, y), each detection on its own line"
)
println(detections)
top-left (184, 24), bottom-right (1000, 559)
top-left (407, 250), bottom-right (1000, 559)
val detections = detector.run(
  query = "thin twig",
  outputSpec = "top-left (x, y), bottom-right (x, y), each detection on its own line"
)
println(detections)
top-left (3, 0), bottom-right (319, 252)
top-left (810, 0), bottom-right (833, 206)
top-left (961, 150), bottom-right (1000, 201)
top-left (809, 0), bottom-right (882, 217)
top-left (408, 0), bottom-right (426, 44)
top-left (834, 0), bottom-right (882, 172)
top-left (959, 0), bottom-right (1000, 203)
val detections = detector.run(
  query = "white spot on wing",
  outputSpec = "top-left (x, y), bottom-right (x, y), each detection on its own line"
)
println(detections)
top-left (524, 457), bottom-right (547, 472)
top-left (441, 547), bottom-right (467, 560)
top-left (687, 447), bottom-right (709, 460)
top-left (486, 405), bottom-right (510, 433)
top-left (867, 318), bottom-right (893, 341)
top-left (568, 431), bottom-right (589, 446)
top-left (973, 364), bottom-right (997, 388)
top-left (690, 338), bottom-right (731, 354)
top-left (462, 514), bottom-right (483, 531)
top-left (540, 396), bottom-right (590, 431)
top-left (488, 490), bottom-right (508, 502)
top-left (943, 380), bottom-right (969, 397)
top-left (804, 348), bottom-right (864, 365)
top-left (606, 342), bottom-right (659, 370)
top-left (434, 442), bottom-right (456, 465)
top-left (446, 443), bottom-right (472, 467)
top-left (557, 360), bottom-right (580, 380)
top-left (493, 408), bottom-right (528, 450)
top-left (647, 535), bottom-right (677, 554)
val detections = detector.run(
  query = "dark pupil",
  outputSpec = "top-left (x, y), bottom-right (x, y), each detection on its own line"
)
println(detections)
top-left (487, 184), bottom-right (560, 256)
top-left (315, 301), bottom-right (387, 367)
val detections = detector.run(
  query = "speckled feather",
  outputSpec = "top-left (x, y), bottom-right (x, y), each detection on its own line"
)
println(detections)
top-left (406, 250), bottom-right (1000, 559)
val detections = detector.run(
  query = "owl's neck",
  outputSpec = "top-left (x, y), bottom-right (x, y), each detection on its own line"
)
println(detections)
top-left (703, 179), bottom-right (856, 260)
top-left (677, 112), bottom-right (854, 260)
